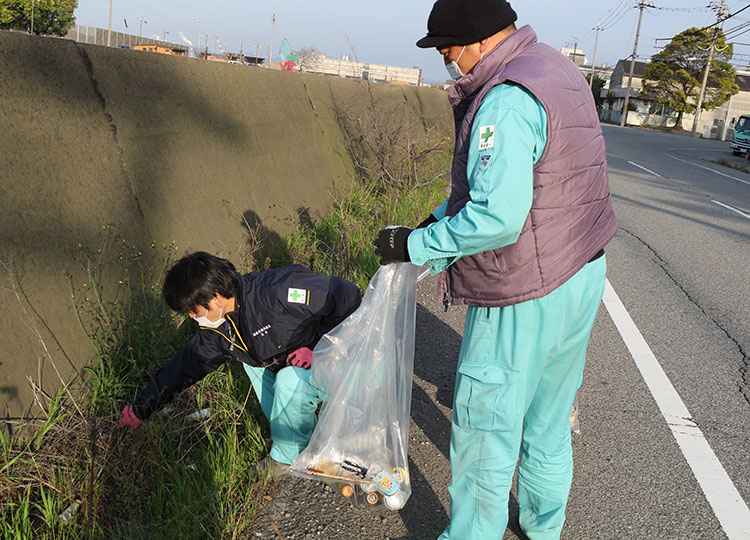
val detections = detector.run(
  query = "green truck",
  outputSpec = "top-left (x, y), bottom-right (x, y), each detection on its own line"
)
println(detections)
top-left (730, 114), bottom-right (750, 155)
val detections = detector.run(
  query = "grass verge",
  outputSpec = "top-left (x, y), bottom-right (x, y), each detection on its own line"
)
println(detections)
top-left (713, 156), bottom-right (750, 174)
top-left (1, 238), bottom-right (274, 540)
top-left (0, 173), bottom-right (451, 540)
top-left (285, 174), bottom-right (449, 292)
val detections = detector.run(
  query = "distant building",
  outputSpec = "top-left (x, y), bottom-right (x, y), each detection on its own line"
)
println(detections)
top-left (224, 52), bottom-right (265, 66)
top-left (193, 51), bottom-right (265, 65)
top-left (63, 25), bottom-right (268, 66)
top-left (609, 59), bottom-right (647, 91)
top-left (298, 53), bottom-right (423, 86)
top-left (199, 52), bottom-right (228, 63)
top-left (600, 58), bottom-right (750, 139)
top-left (560, 47), bottom-right (588, 66)
top-left (577, 64), bottom-right (614, 87)
top-left (64, 25), bottom-right (188, 55)
top-left (599, 59), bottom-right (649, 125)
top-left (683, 70), bottom-right (750, 140)
top-left (559, 46), bottom-right (613, 86)
top-left (134, 44), bottom-right (186, 57)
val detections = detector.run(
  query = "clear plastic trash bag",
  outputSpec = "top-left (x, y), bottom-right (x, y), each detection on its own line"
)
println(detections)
top-left (570, 396), bottom-right (581, 435)
top-left (290, 263), bottom-right (420, 511)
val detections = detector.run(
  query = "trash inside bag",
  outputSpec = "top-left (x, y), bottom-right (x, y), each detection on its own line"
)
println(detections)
top-left (290, 263), bottom-right (419, 511)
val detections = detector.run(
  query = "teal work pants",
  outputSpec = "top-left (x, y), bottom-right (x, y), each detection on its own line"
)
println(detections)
top-left (242, 364), bottom-right (325, 465)
top-left (439, 256), bottom-right (607, 540)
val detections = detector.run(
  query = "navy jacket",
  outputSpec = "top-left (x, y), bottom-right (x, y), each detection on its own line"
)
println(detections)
top-left (133, 265), bottom-right (361, 420)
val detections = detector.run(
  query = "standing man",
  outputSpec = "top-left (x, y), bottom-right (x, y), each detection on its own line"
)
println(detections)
top-left (374, 1), bottom-right (617, 538)
top-left (118, 252), bottom-right (361, 477)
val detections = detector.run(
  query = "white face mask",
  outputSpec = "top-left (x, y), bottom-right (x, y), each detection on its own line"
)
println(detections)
top-left (446, 46), bottom-right (467, 80)
top-left (194, 306), bottom-right (225, 329)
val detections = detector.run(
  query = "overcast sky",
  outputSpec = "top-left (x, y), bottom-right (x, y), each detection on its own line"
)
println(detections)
top-left (73, 1), bottom-right (750, 83)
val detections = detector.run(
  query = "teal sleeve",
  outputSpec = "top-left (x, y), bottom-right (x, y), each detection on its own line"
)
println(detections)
top-left (432, 200), bottom-right (448, 220)
top-left (408, 83), bottom-right (547, 274)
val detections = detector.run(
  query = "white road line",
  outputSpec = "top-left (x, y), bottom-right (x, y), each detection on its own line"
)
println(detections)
top-left (603, 280), bottom-right (750, 540)
top-left (627, 160), bottom-right (663, 177)
top-left (712, 200), bottom-right (750, 220)
top-left (668, 154), bottom-right (750, 185)
top-left (666, 147), bottom-right (728, 153)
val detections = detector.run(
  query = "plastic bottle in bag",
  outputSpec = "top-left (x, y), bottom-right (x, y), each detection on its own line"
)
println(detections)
top-left (368, 464), bottom-right (409, 510)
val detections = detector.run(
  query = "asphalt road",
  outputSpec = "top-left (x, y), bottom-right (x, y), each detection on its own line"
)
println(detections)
top-left (249, 126), bottom-right (750, 540)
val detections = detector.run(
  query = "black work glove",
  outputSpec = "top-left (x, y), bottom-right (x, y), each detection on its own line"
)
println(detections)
top-left (373, 227), bottom-right (413, 265)
top-left (416, 214), bottom-right (438, 229)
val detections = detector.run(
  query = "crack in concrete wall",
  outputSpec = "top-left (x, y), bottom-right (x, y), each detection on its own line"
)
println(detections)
top-left (75, 43), bottom-right (150, 239)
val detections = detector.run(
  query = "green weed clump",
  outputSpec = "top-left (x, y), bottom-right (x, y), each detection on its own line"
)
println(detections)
top-left (285, 177), bottom-right (448, 291)
top-left (0, 236), bottom-right (272, 540)
top-left (714, 156), bottom-right (750, 174)
top-left (284, 121), bottom-right (453, 291)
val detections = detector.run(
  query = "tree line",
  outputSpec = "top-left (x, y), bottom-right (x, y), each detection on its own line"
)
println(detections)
top-left (0, 0), bottom-right (77, 36)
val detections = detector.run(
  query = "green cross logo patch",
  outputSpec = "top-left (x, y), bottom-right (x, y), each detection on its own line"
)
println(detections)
top-left (288, 288), bottom-right (309, 304)
top-left (478, 125), bottom-right (496, 150)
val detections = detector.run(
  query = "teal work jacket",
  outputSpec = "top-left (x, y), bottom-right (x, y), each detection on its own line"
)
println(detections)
top-left (408, 82), bottom-right (548, 275)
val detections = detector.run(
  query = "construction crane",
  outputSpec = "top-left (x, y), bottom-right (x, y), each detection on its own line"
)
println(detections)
top-left (279, 38), bottom-right (299, 71)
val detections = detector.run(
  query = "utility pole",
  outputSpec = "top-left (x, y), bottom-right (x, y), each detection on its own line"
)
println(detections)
top-left (691, 0), bottom-right (729, 137)
top-left (255, 43), bottom-right (262, 65)
top-left (621, 2), bottom-right (652, 127)
top-left (107, 0), bottom-right (113, 47)
top-left (30, 0), bottom-right (34, 34)
top-left (162, 30), bottom-right (169, 42)
top-left (267, 11), bottom-right (276, 68)
top-left (137, 17), bottom-right (147, 42)
top-left (590, 21), bottom-right (602, 90)
top-left (195, 19), bottom-right (203, 58)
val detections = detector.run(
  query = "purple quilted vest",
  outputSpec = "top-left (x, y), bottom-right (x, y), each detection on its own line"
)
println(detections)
top-left (439, 25), bottom-right (618, 307)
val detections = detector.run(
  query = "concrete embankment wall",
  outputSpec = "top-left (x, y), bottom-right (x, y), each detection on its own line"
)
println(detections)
top-left (0, 31), bottom-right (452, 420)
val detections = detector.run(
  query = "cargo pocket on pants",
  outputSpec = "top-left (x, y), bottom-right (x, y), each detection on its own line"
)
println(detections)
top-left (454, 363), bottom-right (519, 432)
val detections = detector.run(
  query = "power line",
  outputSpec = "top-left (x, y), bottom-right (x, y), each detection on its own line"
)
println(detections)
top-left (724, 19), bottom-right (750, 33)
top-left (572, 0), bottom-right (631, 43)
top-left (601, 2), bottom-right (637, 31)
top-left (700, 2), bottom-right (750, 29)
top-left (726, 24), bottom-right (750, 39)
top-left (725, 20), bottom-right (750, 38)
top-left (651, 5), bottom-right (713, 12)
top-left (574, 0), bottom-right (701, 46)
top-left (599, 0), bottom-right (632, 28)
top-left (654, 2), bottom-right (750, 41)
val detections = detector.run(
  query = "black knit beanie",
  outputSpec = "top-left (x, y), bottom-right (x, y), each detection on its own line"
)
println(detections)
top-left (417, 0), bottom-right (518, 49)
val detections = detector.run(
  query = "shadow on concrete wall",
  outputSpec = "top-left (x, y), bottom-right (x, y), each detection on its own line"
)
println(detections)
top-left (0, 32), bottom-right (255, 419)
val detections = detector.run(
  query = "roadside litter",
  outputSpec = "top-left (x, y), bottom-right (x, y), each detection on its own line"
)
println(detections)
top-left (291, 264), bottom-right (422, 510)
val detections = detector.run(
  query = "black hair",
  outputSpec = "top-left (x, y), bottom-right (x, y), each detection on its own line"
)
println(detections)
top-left (162, 252), bottom-right (239, 313)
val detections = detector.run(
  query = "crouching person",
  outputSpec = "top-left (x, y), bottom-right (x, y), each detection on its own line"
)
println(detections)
top-left (117, 251), bottom-right (361, 478)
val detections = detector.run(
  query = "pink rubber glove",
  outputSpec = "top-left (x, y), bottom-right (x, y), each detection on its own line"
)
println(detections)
top-left (286, 347), bottom-right (314, 369)
top-left (118, 405), bottom-right (142, 432)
